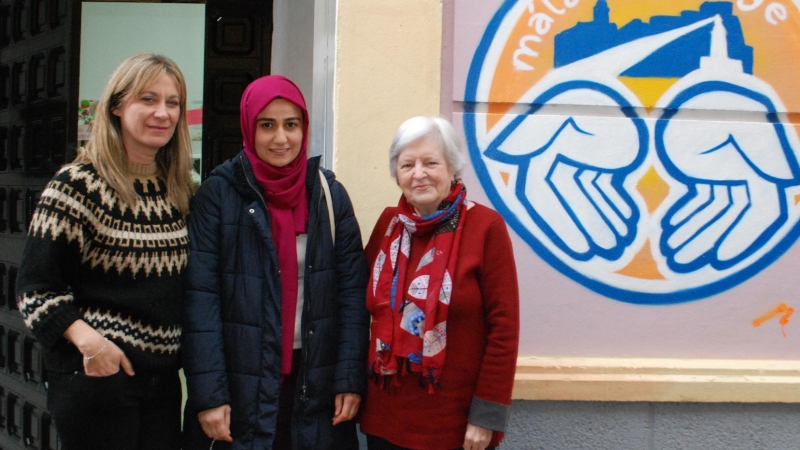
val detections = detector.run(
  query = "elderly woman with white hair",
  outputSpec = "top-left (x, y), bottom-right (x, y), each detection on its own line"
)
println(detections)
top-left (359, 116), bottom-right (520, 450)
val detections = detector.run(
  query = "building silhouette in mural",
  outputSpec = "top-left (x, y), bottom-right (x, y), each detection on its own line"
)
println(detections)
top-left (554, 0), bottom-right (753, 77)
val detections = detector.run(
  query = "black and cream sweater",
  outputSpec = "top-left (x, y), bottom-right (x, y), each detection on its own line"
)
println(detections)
top-left (16, 162), bottom-right (189, 373)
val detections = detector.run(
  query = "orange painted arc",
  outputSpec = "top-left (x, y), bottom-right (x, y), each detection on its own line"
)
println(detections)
top-left (779, 307), bottom-right (794, 327)
top-left (752, 303), bottom-right (788, 328)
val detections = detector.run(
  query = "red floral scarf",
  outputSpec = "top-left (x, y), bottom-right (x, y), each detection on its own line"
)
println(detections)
top-left (367, 182), bottom-right (467, 391)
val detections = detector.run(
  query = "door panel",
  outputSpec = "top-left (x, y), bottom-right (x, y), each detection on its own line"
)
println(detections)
top-left (0, 0), bottom-right (79, 448)
top-left (203, 0), bottom-right (273, 177)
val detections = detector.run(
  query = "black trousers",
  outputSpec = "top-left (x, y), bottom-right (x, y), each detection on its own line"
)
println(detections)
top-left (47, 369), bottom-right (181, 450)
top-left (366, 434), bottom-right (497, 450)
top-left (273, 349), bottom-right (303, 450)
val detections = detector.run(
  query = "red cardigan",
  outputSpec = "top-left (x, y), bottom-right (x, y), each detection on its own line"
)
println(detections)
top-left (359, 203), bottom-right (520, 449)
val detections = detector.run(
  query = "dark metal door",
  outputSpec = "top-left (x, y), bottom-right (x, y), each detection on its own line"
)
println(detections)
top-left (202, 0), bottom-right (273, 178)
top-left (0, 0), bottom-right (80, 448)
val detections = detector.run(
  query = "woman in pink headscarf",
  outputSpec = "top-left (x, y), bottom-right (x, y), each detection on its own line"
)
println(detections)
top-left (182, 75), bottom-right (369, 450)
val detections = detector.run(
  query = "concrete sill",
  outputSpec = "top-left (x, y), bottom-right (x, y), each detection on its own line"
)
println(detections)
top-left (513, 357), bottom-right (800, 402)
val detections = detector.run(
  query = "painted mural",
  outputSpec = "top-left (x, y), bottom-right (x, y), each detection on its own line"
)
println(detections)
top-left (464, 0), bottom-right (800, 305)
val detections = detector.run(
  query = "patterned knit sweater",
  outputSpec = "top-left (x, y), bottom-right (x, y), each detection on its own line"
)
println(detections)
top-left (16, 162), bottom-right (189, 373)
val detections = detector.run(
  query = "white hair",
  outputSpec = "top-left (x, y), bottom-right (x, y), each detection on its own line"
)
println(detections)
top-left (388, 116), bottom-right (466, 179)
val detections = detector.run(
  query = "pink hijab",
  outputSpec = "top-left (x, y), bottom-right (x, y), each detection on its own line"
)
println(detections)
top-left (241, 75), bottom-right (309, 376)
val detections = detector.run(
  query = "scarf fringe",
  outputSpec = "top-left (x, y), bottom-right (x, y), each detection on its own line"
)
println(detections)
top-left (370, 359), bottom-right (444, 393)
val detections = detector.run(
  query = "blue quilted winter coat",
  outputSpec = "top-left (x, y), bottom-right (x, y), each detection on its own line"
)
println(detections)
top-left (182, 153), bottom-right (369, 450)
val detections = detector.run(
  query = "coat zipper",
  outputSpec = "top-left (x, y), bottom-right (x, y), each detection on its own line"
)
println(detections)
top-left (300, 175), bottom-right (326, 404)
top-left (241, 155), bottom-right (270, 214)
top-left (245, 157), bottom-right (325, 407)
top-left (242, 155), bottom-right (292, 397)
top-left (300, 172), bottom-right (328, 404)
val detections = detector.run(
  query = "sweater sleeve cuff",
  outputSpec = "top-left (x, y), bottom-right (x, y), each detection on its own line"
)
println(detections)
top-left (334, 361), bottom-right (368, 397)
top-left (36, 308), bottom-right (84, 349)
top-left (32, 307), bottom-right (83, 349)
top-left (18, 290), bottom-right (84, 348)
top-left (468, 396), bottom-right (512, 432)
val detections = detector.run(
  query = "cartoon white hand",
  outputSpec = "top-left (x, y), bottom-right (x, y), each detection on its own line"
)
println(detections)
top-left (658, 90), bottom-right (798, 271)
top-left (486, 85), bottom-right (646, 260)
top-left (655, 15), bottom-right (800, 270)
top-left (479, 15), bottom-right (727, 262)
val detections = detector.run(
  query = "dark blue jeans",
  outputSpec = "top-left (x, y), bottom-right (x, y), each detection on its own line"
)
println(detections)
top-left (47, 369), bottom-right (181, 450)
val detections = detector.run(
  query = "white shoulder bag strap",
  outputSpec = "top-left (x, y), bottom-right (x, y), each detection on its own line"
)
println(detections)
top-left (319, 169), bottom-right (335, 246)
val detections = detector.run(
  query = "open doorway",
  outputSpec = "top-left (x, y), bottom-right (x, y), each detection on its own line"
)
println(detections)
top-left (79, 2), bottom-right (206, 181)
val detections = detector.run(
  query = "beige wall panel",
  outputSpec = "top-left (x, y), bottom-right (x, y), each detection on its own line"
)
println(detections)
top-left (334, 0), bottom-right (443, 240)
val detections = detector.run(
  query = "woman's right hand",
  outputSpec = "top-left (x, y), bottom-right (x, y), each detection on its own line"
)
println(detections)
top-left (63, 320), bottom-right (135, 377)
top-left (198, 405), bottom-right (233, 442)
top-left (82, 338), bottom-right (134, 377)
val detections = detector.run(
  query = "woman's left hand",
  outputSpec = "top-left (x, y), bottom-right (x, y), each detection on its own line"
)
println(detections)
top-left (462, 423), bottom-right (492, 450)
top-left (332, 393), bottom-right (361, 425)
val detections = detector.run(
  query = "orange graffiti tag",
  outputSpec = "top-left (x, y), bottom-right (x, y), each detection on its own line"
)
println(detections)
top-left (752, 303), bottom-right (794, 338)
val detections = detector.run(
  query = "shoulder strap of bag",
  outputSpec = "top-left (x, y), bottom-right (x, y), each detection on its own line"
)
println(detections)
top-left (319, 169), bottom-right (335, 246)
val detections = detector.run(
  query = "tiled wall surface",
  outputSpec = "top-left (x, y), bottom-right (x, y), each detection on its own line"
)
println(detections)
top-left (0, 0), bottom-right (77, 448)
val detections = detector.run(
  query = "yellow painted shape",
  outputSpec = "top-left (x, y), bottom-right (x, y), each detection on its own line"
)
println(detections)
top-left (606, 0), bottom-right (705, 27)
top-left (500, 171), bottom-right (510, 186)
top-left (794, 194), bottom-right (800, 206)
top-left (636, 166), bottom-right (670, 214)
top-left (618, 77), bottom-right (680, 112)
top-left (615, 239), bottom-right (665, 280)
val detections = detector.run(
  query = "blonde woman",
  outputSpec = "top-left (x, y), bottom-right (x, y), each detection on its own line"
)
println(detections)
top-left (16, 53), bottom-right (194, 450)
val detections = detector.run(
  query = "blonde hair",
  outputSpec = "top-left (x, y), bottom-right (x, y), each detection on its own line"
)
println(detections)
top-left (70, 53), bottom-right (195, 213)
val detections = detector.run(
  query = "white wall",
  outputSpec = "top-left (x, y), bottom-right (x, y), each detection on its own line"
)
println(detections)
top-left (272, 0), bottom-right (335, 165)
top-left (271, 0), bottom-right (315, 106)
